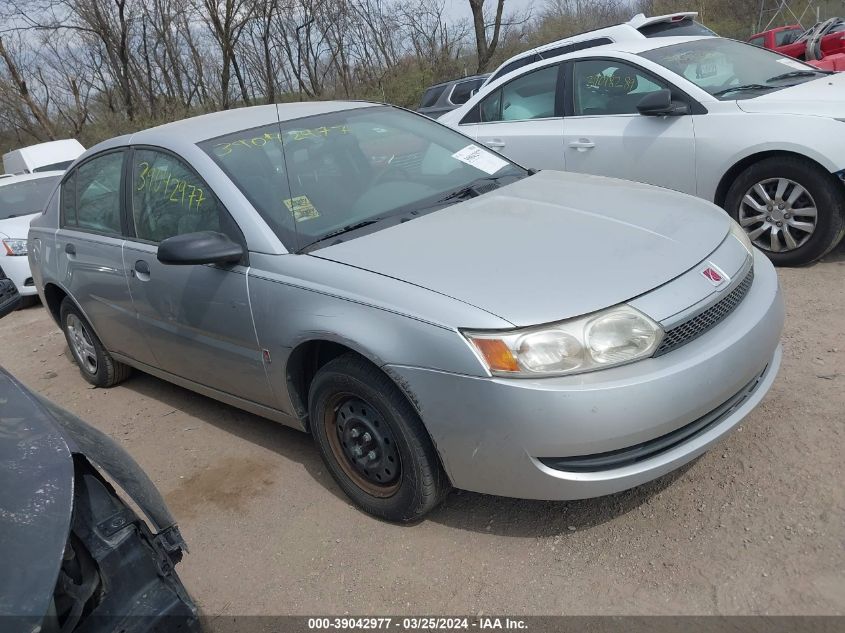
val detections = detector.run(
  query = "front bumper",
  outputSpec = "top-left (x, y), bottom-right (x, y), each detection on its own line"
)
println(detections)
top-left (0, 254), bottom-right (36, 296)
top-left (387, 249), bottom-right (784, 500)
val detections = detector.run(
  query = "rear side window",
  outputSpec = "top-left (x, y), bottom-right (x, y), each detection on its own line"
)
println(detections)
top-left (419, 85), bottom-right (447, 108)
top-left (479, 64), bottom-right (560, 122)
top-left (748, 36), bottom-right (766, 47)
top-left (450, 78), bottom-right (484, 105)
top-left (775, 29), bottom-right (802, 45)
top-left (638, 19), bottom-right (716, 38)
top-left (61, 151), bottom-right (124, 234)
top-left (131, 149), bottom-right (227, 243)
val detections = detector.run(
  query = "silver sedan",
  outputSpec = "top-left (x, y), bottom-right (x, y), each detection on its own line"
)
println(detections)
top-left (29, 101), bottom-right (783, 521)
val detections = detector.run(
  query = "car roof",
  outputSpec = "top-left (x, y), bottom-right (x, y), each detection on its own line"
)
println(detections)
top-left (136, 101), bottom-right (379, 144)
top-left (489, 12), bottom-right (704, 67)
top-left (0, 170), bottom-right (65, 187)
top-left (85, 101), bottom-right (383, 157)
top-left (489, 35), bottom-right (714, 80)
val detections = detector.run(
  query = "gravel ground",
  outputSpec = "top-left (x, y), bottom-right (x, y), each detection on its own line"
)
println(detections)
top-left (1, 247), bottom-right (843, 616)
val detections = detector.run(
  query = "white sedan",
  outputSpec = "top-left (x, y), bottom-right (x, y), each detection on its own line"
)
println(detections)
top-left (0, 172), bottom-right (62, 302)
top-left (439, 36), bottom-right (845, 265)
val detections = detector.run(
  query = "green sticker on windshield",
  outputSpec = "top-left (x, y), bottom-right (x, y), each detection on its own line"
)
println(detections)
top-left (284, 196), bottom-right (320, 222)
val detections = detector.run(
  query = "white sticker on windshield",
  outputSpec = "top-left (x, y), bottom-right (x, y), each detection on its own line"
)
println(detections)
top-left (451, 144), bottom-right (509, 175)
top-left (777, 57), bottom-right (809, 70)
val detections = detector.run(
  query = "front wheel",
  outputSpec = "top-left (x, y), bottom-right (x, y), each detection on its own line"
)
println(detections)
top-left (308, 353), bottom-right (450, 522)
top-left (725, 156), bottom-right (845, 266)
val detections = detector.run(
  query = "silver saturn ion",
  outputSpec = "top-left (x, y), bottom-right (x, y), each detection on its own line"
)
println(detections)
top-left (29, 102), bottom-right (784, 522)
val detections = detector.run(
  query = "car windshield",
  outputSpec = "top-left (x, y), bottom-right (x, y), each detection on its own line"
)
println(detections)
top-left (0, 176), bottom-right (60, 220)
top-left (200, 105), bottom-right (527, 251)
top-left (640, 38), bottom-right (828, 100)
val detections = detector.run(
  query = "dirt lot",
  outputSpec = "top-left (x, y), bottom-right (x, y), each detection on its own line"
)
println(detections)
top-left (1, 248), bottom-right (843, 617)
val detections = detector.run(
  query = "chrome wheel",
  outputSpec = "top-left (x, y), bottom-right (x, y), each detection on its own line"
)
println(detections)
top-left (66, 313), bottom-right (98, 375)
top-left (739, 177), bottom-right (818, 253)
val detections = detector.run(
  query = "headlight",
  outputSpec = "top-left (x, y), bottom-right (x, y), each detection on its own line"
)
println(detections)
top-left (2, 238), bottom-right (27, 256)
top-left (464, 305), bottom-right (663, 377)
top-left (729, 220), bottom-right (752, 255)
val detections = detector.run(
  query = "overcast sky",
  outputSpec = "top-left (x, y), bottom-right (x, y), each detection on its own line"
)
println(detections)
top-left (444, 0), bottom-right (540, 23)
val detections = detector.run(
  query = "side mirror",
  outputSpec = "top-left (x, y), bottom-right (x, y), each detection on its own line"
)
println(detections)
top-left (157, 231), bottom-right (244, 266)
top-left (637, 89), bottom-right (690, 116)
top-left (0, 278), bottom-right (22, 319)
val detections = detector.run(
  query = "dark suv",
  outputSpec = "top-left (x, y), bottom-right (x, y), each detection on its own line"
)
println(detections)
top-left (417, 74), bottom-right (490, 119)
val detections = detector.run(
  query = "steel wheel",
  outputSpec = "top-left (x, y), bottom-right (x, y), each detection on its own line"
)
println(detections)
top-left (739, 177), bottom-right (818, 253)
top-left (323, 394), bottom-right (401, 498)
top-left (66, 313), bottom-right (98, 375)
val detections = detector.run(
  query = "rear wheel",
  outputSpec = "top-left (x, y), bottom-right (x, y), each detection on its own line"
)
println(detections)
top-left (308, 353), bottom-right (450, 522)
top-left (60, 298), bottom-right (131, 387)
top-left (725, 156), bottom-right (845, 266)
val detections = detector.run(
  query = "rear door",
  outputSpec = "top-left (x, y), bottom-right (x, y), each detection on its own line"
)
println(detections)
top-left (57, 150), bottom-right (156, 365)
top-left (122, 147), bottom-right (274, 406)
top-left (562, 58), bottom-right (697, 195)
top-left (456, 62), bottom-right (567, 170)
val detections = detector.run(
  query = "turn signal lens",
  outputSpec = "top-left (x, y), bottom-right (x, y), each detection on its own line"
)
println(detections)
top-left (469, 337), bottom-right (519, 372)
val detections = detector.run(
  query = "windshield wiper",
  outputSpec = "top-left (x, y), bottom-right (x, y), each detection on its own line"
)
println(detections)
top-left (712, 84), bottom-right (779, 97)
top-left (766, 70), bottom-right (827, 83)
top-left (300, 218), bottom-right (384, 251)
top-left (435, 176), bottom-right (508, 205)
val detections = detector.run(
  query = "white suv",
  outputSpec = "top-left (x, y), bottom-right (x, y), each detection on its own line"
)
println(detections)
top-left (439, 35), bottom-right (845, 265)
top-left (482, 12), bottom-right (715, 88)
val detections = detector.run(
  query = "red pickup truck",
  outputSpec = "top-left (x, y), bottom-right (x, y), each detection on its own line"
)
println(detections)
top-left (749, 20), bottom-right (845, 70)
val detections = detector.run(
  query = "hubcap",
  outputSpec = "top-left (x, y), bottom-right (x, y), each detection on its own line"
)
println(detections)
top-left (738, 178), bottom-right (818, 253)
top-left (324, 395), bottom-right (401, 497)
top-left (66, 314), bottom-right (98, 374)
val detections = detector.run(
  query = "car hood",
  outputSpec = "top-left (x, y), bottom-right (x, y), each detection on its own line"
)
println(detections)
top-left (315, 171), bottom-right (731, 327)
top-left (736, 72), bottom-right (845, 116)
top-left (0, 212), bottom-right (39, 240)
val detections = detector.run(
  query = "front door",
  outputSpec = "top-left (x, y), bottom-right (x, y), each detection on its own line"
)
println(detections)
top-left (123, 147), bottom-right (274, 406)
top-left (563, 58), bottom-right (697, 195)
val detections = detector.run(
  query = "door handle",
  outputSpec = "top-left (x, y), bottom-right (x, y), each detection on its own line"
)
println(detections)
top-left (568, 139), bottom-right (596, 151)
top-left (133, 259), bottom-right (151, 281)
top-left (65, 243), bottom-right (76, 256)
top-left (486, 139), bottom-right (506, 148)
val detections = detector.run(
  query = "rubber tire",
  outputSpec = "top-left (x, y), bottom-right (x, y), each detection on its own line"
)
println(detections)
top-left (308, 353), bottom-right (450, 522)
top-left (724, 156), bottom-right (845, 266)
top-left (60, 298), bottom-right (132, 388)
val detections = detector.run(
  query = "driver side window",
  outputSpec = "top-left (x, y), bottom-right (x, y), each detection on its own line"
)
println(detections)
top-left (573, 60), bottom-right (666, 116)
top-left (131, 149), bottom-right (223, 243)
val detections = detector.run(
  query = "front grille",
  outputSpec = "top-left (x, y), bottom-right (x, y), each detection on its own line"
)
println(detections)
top-left (539, 365), bottom-right (768, 473)
top-left (654, 266), bottom-right (754, 357)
